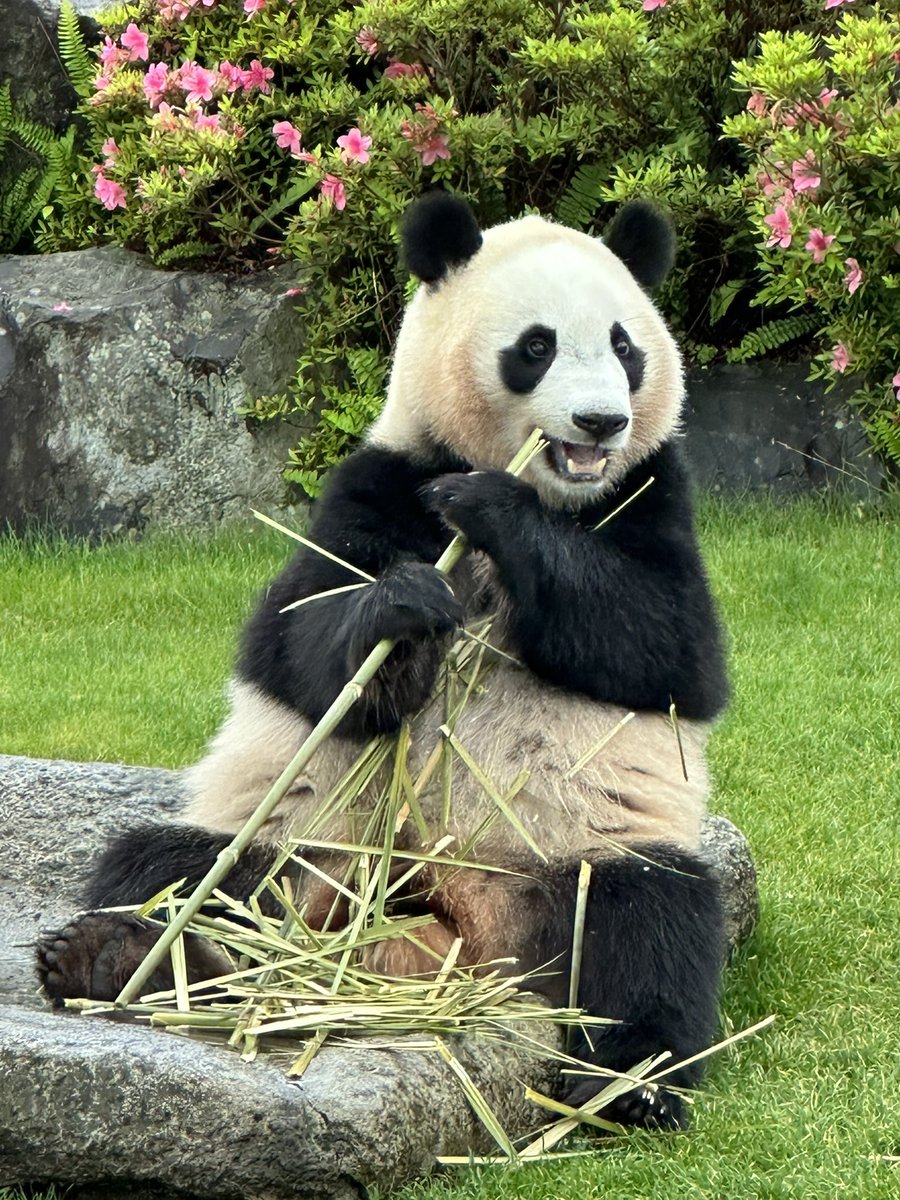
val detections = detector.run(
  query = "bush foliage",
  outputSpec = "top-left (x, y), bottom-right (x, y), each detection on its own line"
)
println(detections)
top-left (43, 0), bottom-right (900, 490)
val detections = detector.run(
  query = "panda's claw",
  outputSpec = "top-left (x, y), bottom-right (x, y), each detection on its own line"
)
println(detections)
top-left (563, 1078), bottom-right (687, 1132)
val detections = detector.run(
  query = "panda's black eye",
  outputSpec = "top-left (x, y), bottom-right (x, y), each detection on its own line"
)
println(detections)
top-left (610, 322), bottom-right (633, 359)
top-left (527, 336), bottom-right (551, 360)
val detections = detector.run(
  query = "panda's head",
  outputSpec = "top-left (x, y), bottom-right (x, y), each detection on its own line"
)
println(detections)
top-left (368, 191), bottom-right (684, 507)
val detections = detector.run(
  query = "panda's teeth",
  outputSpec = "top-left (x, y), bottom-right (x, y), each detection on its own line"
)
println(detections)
top-left (566, 456), bottom-right (579, 475)
top-left (596, 456), bottom-right (608, 473)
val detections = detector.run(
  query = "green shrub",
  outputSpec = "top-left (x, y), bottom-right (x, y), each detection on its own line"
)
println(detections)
top-left (724, 11), bottom-right (900, 468)
top-left (44, 0), bottom-right (898, 489)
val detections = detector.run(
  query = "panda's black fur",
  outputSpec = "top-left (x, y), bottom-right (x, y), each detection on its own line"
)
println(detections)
top-left (38, 195), bottom-right (730, 1131)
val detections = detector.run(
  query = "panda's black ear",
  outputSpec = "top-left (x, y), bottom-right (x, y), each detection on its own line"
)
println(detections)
top-left (603, 200), bottom-right (676, 290)
top-left (401, 191), bottom-right (483, 284)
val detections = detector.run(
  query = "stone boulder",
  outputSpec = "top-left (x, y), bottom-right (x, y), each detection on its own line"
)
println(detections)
top-left (683, 362), bottom-right (882, 495)
top-left (0, 754), bottom-right (758, 1197)
top-left (0, 0), bottom-right (104, 133)
top-left (0, 247), bottom-right (306, 535)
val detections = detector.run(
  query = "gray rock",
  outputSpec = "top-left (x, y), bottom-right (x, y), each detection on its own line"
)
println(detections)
top-left (0, 1002), bottom-right (561, 1197)
top-left (0, 247), bottom-right (307, 534)
top-left (0, 754), bottom-right (757, 1196)
top-left (0, 0), bottom-right (103, 133)
top-left (700, 814), bottom-right (758, 953)
top-left (683, 362), bottom-right (883, 496)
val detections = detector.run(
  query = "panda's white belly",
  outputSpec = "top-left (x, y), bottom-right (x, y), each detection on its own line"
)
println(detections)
top-left (183, 667), bottom-right (710, 863)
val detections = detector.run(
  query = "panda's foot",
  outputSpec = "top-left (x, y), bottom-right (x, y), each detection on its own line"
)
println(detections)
top-left (36, 910), bottom-right (229, 1006)
top-left (564, 1078), bottom-right (687, 1132)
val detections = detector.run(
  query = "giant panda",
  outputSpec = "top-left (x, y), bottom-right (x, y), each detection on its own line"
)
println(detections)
top-left (37, 191), bottom-right (730, 1130)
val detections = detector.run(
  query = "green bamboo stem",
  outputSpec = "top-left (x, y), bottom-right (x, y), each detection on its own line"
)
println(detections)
top-left (114, 428), bottom-right (546, 1007)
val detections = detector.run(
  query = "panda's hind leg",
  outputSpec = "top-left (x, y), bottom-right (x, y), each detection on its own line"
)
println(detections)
top-left (37, 911), bottom-right (231, 1005)
top-left (437, 846), bottom-right (724, 1130)
top-left (35, 822), bottom-right (285, 1006)
top-left (541, 845), bottom-right (725, 1130)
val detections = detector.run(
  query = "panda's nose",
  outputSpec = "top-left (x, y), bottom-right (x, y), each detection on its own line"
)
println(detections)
top-left (571, 412), bottom-right (629, 440)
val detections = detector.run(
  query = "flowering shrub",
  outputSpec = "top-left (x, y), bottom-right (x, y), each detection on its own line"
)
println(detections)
top-left (724, 10), bottom-right (900, 467)
top-left (44, 0), bottom-right (899, 487)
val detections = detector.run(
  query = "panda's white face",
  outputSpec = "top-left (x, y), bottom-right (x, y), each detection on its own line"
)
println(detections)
top-left (372, 212), bottom-right (684, 507)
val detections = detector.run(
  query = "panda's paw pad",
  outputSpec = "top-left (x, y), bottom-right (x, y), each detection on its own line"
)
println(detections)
top-left (36, 911), bottom-right (158, 1006)
top-left (606, 1084), bottom-right (685, 1132)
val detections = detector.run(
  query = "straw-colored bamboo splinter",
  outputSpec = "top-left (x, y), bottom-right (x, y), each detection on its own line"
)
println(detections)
top-left (114, 428), bottom-right (547, 1008)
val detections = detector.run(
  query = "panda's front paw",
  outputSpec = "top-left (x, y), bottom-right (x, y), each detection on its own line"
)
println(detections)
top-left (424, 471), bottom-right (532, 547)
top-left (347, 560), bottom-right (464, 661)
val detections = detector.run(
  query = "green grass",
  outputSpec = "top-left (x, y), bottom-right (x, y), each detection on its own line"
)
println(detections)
top-left (2, 498), bottom-right (898, 1199)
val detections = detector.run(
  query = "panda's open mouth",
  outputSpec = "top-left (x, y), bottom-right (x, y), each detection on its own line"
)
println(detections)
top-left (544, 436), bottom-right (610, 482)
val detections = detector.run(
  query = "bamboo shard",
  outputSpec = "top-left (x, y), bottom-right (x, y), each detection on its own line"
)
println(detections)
top-left (114, 429), bottom-right (547, 1008)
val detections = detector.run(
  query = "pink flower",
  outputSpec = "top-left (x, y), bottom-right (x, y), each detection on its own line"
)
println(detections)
top-left (193, 110), bottom-right (222, 131)
top-left (120, 23), bottom-right (150, 62)
top-left (336, 126), bottom-right (372, 165)
top-left (763, 205), bottom-right (792, 249)
top-left (819, 87), bottom-right (838, 106)
top-left (273, 120), bottom-right (302, 156)
top-left (99, 36), bottom-right (127, 70)
top-left (94, 171), bottom-right (127, 210)
top-left (180, 61), bottom-right (217, 104)
top-left (844, 257), bottom-right (863, 295)
top-left (746, 91), bottom-right (767, 117)
top-left (154, 102), bottom-right (180, 132)
top-left (243, 0), bottom-right (265, 15)
top-left (384, 60), bottom-right (426, 79)
top-left (791, 151), bottom-right (821, 193)
top-left (805, 228), bottom-right (836, 263)
top-left (417, 132), bottom-right (451, 165)
top-left (892, 371), bottom-right (900, 398)
top-left (356, 28), bottom-right (379, 55)
top-left (52, 302), bottom-right (73, 313)
top-left (824, 0), bottom-right (853, 8)
top-left (217, 61), bottom-right (244, 92)
top-left (282, 287), bottom-right (304, 296)
top-left (831, 343), bottom-right (850, 373)
top-left (295, 150), bottom-right (318, 165)
top-left (143, 62), bottom-right (170, 108)
top-left (101, 137), bottom-right (120, 161)
top-left (642, 0), bottom-right (668, 9)
top-left (242, 59), bottom-right (274, 93)
top-left (320, 174), bottom-right (346, 211)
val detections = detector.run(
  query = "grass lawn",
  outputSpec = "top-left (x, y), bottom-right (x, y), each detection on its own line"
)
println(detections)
top-left (1, 497), bottom-right (898, 1199)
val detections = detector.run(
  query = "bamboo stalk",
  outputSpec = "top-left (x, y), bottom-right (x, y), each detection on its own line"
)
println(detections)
top-left (114, 428), bottom-right (546, 1007)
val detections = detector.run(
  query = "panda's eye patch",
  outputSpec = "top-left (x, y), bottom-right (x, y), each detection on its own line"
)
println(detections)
top-left (610, 321), bottom-right (646, 393)
top-left (500, 324), bottom-right (557, 394)
top-left (610, 323), bottom-right (633, 358)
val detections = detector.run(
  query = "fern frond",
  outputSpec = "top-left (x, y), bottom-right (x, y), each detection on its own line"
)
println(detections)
top-left (58, 0), bottom-right (95, 96)
top-left (0, 84), bottom-right (12, 158)
top-left (155, 240), bottom-right (215, 267)
top-left (725, 314), bottom-right (819, 363)
top-left (866, 411), bottom-right (900, 466)
top-left (11, 110), bottom-right (57, 157)
top-left (556, 163), bottom-right (605, 231)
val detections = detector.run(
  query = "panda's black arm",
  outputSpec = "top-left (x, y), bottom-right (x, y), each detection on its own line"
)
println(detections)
top-left (237, 446), bottom-right (465, 737)
top-left (426, 448), bottom-right (729, 720)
